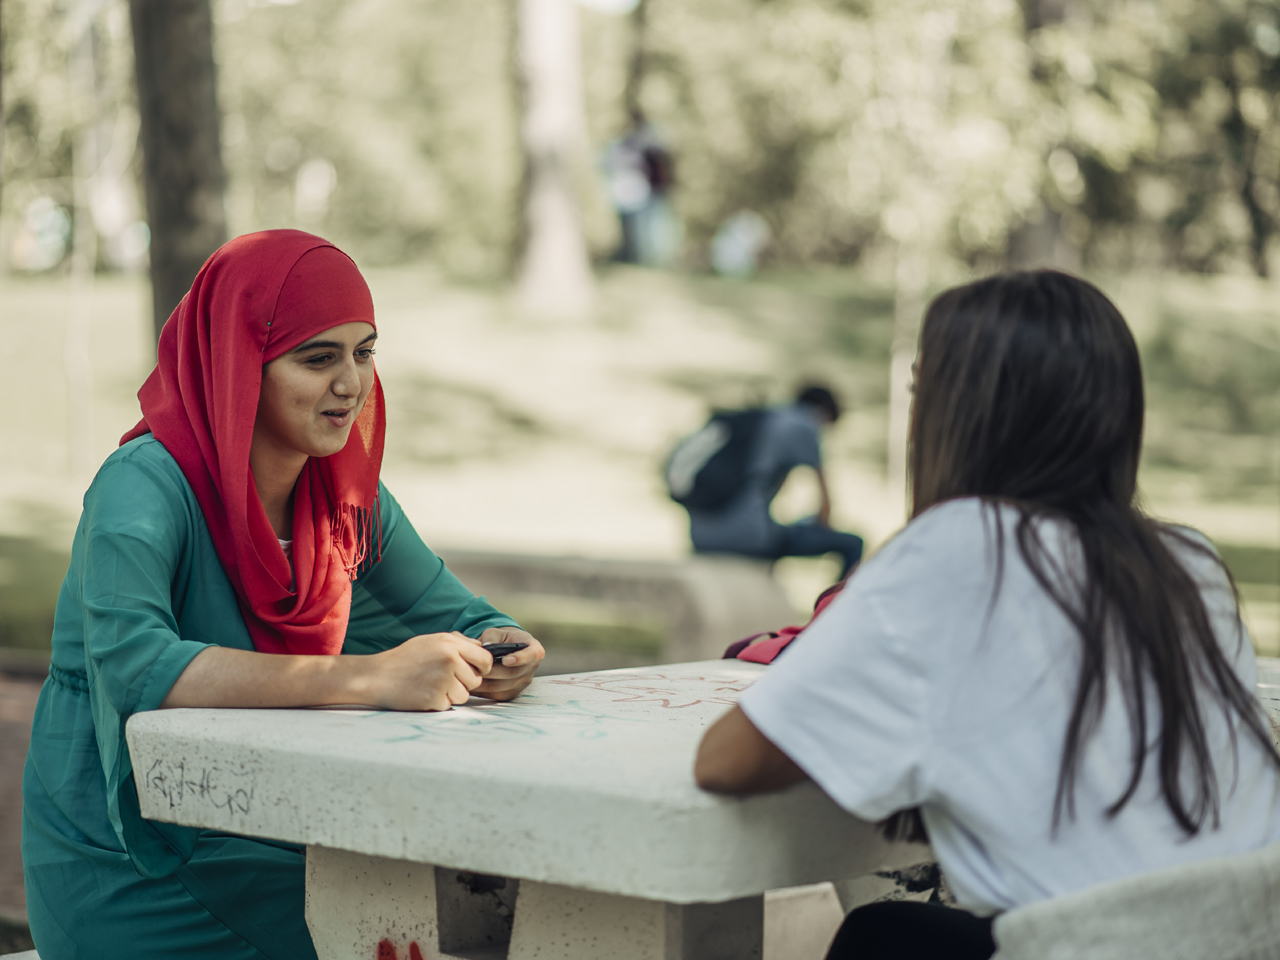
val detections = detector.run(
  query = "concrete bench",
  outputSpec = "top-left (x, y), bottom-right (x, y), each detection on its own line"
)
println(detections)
top-left (437, 550), bottom-right (799, 671)
top-left (993, 836), bottom-right (1280, 960)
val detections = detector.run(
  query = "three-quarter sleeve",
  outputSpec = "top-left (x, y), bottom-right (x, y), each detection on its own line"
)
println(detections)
top-left (343, 484), bottom-right (517, 653)
top-left (75, 450), bottom-right (213, 874)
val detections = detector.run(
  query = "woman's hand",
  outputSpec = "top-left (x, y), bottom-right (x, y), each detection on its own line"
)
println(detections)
top-left (473, 626), bottom-right (545, 702)
top-left (160, 627), bottom-right (544, 713)
top-left (360, 631), bottom-right (493, 711)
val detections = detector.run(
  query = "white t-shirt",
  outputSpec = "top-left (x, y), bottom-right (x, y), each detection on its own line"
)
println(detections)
top-left (740, 498), bottom-right (1280, 916)
top-left (278, 538), bottom-right (294, 590)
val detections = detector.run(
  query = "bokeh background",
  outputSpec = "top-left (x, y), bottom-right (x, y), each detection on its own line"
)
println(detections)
top-left (4, 0), bottom-right (1280, 945)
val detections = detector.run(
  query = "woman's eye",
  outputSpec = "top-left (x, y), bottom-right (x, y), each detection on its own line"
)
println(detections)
top-left (356, 348), bottom-right (376, 360)
top-left (305, 354), bottom-right (333, 365)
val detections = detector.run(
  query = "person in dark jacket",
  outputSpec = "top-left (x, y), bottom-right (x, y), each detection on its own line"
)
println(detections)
top-left (686, 384), bottom-right (864, 578)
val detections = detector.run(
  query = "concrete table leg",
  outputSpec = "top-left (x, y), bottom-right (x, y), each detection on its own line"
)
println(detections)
top-left (304, 846), bottom-right (763, 960)
top-left (305, 846), bottom-right (518, 960)
top-left (507, 880), bottom-right (763, 960)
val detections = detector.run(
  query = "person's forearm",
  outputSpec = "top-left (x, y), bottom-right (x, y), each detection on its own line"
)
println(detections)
top-left (695, 705), bottom-right (807, 794)
top-left (161, 646), bottom-right (377, 709)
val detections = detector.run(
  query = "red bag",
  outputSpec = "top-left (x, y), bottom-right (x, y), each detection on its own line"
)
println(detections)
top-left (722, 580), bottom-right (847, 664)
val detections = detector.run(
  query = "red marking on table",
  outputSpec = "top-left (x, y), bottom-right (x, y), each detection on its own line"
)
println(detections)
top-left (376, 939), bottom-right (426, 960)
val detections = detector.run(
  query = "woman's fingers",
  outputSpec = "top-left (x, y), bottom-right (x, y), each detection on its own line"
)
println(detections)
top-left (476, 675), bottom-right (534, 702)
top-left (446, 678), bottom-right (473, 706)
top-left (370, 630), bottom-right (541, 711)
top-left (453, 635), bottom-right (492, 679)
top-left (476, 627), bottom-right (546, 672)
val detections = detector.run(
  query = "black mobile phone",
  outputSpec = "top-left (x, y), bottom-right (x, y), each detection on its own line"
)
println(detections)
top-left (482, 641), bottom-right (528, 662)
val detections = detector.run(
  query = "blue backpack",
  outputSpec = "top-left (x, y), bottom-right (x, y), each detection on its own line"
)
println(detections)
top-left (664, 408), bottom-right (767, 510)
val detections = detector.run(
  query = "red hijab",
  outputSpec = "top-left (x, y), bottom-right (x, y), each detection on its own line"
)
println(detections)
top-left (122, 229), bottom-right (386, 656)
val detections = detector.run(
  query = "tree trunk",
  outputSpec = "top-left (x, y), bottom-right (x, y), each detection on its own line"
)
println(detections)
top-left (1007, 0), bottom-right (1080, 270)
top-left (129, 0), bottom-right (227, 342)
top-left (514, 0), bottom-right (594, 321)
top-left (64, 3), bottom-right (104, 480)
top-left (0, 0), bottom-right (5, 216)
top-left (622, 0), bottom-right (649, 120)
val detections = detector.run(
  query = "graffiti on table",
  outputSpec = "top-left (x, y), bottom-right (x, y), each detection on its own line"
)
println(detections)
top-left (363, 667), bottom-right (759, 744)
top-left (373, 696), bottom-right (644, 745)
top-left (546, 670), bottom-right (756, 709)
top-left (143, 758), bottom-right (255, 815)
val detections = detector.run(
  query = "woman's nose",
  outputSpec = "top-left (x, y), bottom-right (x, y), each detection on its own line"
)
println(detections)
top-left (332, 356), bottom-right (359, 396)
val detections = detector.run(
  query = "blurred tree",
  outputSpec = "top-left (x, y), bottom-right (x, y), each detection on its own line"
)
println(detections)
top-left (1144, 0), bottom-right (1280, 277)
top-left (212, 0), bottom-right (522, 276)
top-left (1016, 0), bottom-right (1280, 277)
top-left (632, 0), bottom-right (1051, 273)
top-left (3, 0), bottom-right (78, 264)
top-left (622, 0), bottom-right (648, 120)
top-left (1, 0), bottom-right (6, 215)
top-left (7, 0), bottom-right (1280, 284)
top-left (129, 0), bottom-right (227, 340)
top-left (1006, 0), bottom-right (1080, 269)
top-left (514, 0), bottom-right (594, 319)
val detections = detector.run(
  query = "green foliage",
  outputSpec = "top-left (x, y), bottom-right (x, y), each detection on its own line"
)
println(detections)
top-left (631, 0), bottom-right (1051, 268)
top-left (214, 0), bottom-right (522, 273)
top-left (1014, 0), bottom-right (1280, 275)
top-left (1, 0), bottom-right (135, 228)
top-left (7, 0), bottom-right (1280, 274)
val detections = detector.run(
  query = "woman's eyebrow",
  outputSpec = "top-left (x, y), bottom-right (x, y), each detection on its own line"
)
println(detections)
top-left (290, 331), bottom-right (378, 353)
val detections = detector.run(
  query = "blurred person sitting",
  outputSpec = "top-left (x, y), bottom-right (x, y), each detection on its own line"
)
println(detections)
top-left (667, 384), bottom-right (864, 579)
top-left (695, 271), bottom-right (1280, 960)
top-left (21, 230), bottom-right (544, 960)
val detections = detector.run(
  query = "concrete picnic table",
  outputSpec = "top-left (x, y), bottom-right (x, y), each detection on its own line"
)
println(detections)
top-left (125, 659), bottom-right (926, 960)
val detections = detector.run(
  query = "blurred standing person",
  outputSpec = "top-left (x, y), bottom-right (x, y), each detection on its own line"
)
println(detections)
top-left (668, 385), bottom-right (864, 578)
top-left (602, 109), bottom-right (678, 266)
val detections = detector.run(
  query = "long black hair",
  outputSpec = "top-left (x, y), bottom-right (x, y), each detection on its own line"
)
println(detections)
top-left (884, 270), bottom-right (1277, 842)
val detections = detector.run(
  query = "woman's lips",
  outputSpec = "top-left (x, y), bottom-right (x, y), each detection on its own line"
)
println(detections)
top-left (322, 409), bottom-right (353, 428)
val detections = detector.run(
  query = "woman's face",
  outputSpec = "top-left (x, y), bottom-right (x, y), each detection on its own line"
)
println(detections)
top-left (255, 321), bottom-right (377, 460)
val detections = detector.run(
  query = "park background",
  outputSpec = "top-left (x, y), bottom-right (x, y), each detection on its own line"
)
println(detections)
top-left (4, 0), bottom-right (1280, 948)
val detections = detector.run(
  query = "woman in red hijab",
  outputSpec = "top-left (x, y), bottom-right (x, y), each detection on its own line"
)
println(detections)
top-left (22, 230), bottom-right (543, 960)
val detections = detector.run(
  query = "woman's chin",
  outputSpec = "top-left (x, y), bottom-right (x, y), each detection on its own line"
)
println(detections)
top-left (302, 432), bottom-right (355, 460)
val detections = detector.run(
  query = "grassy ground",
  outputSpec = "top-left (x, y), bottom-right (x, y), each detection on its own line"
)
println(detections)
top-left (1, 265), bottom-right (1279, 655)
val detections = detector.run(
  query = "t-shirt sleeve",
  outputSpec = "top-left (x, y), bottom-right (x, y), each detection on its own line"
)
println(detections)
top-left (738, 543), bottom-right (934, 821)
top-left (777, 413), bottom-right (823, 470)
top-left (76, 451), bottom-right (212, 871)
top-left (344, 484), bottom-right (518, 653)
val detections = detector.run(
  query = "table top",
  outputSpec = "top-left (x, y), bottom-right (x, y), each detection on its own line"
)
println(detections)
top-left (126, 660), bottom-right (917, 904)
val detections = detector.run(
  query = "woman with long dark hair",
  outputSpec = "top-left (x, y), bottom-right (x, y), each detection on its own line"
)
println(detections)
top-left (22, 230), bottom-right (544, 959)
top-left (695, 270), bottom-right (1280, 959)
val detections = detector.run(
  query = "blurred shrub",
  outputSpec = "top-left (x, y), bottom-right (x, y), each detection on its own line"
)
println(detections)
top-left (0, 535), bottom-right (69, 651)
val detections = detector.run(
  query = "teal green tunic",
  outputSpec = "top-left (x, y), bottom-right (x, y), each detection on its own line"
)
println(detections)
top-left (21, 436), bottom-right (517, 960)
